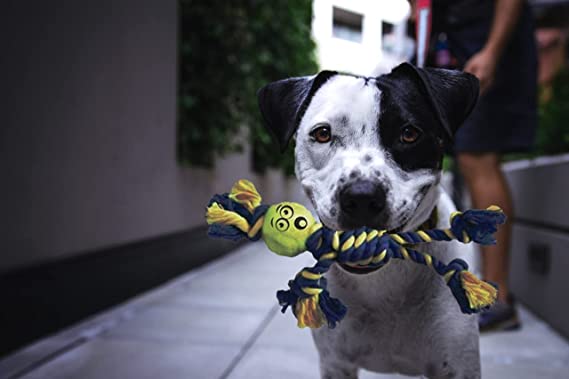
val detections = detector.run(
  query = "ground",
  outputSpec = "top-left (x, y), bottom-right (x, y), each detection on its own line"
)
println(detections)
top-left (1, 243), bottom-right (568, 379)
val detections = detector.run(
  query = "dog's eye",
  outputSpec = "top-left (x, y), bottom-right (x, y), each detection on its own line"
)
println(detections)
top-left (400, 125), bottom-right (421, 144)
top-left (310, 125), bottom-right (332, 143)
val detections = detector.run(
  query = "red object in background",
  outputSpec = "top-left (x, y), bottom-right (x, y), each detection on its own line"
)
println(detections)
top-left (415, 0), bottom-right (432, 68)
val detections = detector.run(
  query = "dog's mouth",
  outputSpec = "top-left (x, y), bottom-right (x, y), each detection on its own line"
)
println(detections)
top-left (339, 261), bottom-right (388, 275)
top-left (328, 221), bottom-right (407, 276)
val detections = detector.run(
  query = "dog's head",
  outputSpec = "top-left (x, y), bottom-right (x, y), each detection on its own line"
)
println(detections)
top-left (258, 63), bottom-right (478, 233)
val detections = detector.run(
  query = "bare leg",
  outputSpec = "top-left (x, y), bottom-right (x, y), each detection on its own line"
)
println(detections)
top-left (457, 152), bottom-right (512, 302)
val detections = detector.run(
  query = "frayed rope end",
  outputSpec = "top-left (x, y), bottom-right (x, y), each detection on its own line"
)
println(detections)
top-left (277, 288), bottom-right (347, 329)
top-left (461, 271), bottom-right (498, 311)
top-left (446, 259), bottom-right (497, 314)
top-left (451, 206), bottom-right (507, 245)
top-left (295, 295), bottom-right (326, 329)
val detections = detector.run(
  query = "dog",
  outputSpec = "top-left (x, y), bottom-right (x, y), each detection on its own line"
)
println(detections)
top-left (257, 63), bottom-right (480, 378)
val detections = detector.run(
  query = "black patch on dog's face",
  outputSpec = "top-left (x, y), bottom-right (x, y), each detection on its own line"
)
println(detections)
top-left (377, 83), bottom-right (446, 171)
top-left (258, 63), bottom-right (479, 233)
top-left (375, 63), bottom-right (479, 172)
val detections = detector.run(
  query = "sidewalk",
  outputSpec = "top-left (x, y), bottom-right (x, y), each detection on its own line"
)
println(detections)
top-left (2, 243), bottom-right (568, 379)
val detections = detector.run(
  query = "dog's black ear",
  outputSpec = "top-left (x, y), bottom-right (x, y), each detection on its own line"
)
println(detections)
top-left (383, 62), bottom-right (479, 138)
top-left (257, 70), bottom-right (337, 151)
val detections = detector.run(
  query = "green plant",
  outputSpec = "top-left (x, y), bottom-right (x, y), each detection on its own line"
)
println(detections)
top-left (501, 68), bottom-right (569, 162)
top-left (178, 0), bottom-right (318, 174)
top-left (536, 68), bottom-right (569, 156)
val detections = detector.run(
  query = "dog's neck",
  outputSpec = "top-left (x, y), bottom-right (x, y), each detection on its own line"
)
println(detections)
top-left (419, 206), bottom-right (438, 230)
top-left (402, 184), bottom-right (441, 232)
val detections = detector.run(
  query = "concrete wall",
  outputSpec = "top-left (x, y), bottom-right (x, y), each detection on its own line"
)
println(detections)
top-left (0, 0), bottom-right (304, 272)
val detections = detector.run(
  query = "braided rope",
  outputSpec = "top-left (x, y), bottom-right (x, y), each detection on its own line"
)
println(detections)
top-left (390, 206), bottom-right (505, 246)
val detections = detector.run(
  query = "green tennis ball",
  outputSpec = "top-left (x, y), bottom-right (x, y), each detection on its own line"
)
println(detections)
top-left (262, 202), bottom-right (317, 257)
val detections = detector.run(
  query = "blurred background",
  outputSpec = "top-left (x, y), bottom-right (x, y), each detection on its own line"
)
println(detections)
top-left (1, 0), bottom-right (569, 378)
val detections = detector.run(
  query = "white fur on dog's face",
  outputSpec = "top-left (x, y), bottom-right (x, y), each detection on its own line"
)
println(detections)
top-left (294, 75), bottom-right (440, 232)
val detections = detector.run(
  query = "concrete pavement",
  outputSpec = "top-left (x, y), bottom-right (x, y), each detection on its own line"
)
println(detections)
top-left (1, 243), bottom-right (568, 378)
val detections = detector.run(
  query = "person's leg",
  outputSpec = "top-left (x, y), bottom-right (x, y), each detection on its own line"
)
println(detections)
top-left (457, 152), bottom-right (512, 302)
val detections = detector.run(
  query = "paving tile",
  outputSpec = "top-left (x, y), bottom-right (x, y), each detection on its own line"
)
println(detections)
top-left (103, 304), bottom-right (267, 346)
top-left (255, 308), bottom-right (316, 350)
top-left (159, 281), bottom-right (278, 311)
top-left (157, 243), bottom-right (314, 312)
top-left (482, 361), bottom-right (569, 379)
top-left (187, 249), bottom-right (314, 289)
top-left (19, 338), bottom-right (240, 379)
top-left (226, 344), bottom-right (320, 379)
top-left (180, 268), bottom-right (292, 295)
top-left (480, 307), bottom-right (569, 361)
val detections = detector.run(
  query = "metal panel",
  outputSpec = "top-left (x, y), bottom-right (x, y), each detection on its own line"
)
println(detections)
top-left (510, 223), bottom-right (569, 338)
top-left (505, 155), bottom-right (569, 229)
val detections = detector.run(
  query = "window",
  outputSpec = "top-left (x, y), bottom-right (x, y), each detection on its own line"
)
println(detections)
top-left (382, 21), bottom-right (394, 36)
top-left (332, 7), bottom-right (363, 43)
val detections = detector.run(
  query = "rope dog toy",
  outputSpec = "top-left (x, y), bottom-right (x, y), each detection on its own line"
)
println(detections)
top-left (206, 179), bottom-right (506, 329)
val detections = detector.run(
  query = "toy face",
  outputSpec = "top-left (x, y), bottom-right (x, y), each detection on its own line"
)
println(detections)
top-left (262, 202), bottom-right (316, 257)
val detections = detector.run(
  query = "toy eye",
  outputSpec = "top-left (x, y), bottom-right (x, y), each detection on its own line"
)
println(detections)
top-left (280, 205), bottom-right (294, 219)
top-left (276, 218), bottom-right (290, 232)
top-left (294, 217), bottom-right (308, 230)
top-left (400, 125), bottom-right (422, 144)
top-left (310, 124), bottom-right (332, 143)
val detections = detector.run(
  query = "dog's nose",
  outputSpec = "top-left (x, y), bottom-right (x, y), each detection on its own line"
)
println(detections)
top-left (339, 180), bottom-right (387, 226)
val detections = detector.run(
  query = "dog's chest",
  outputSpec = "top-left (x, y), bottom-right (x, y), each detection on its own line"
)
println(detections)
top-left (327, 240), bottom-right (454, 313)
top-left (312, 232), bottom-right (472, 374)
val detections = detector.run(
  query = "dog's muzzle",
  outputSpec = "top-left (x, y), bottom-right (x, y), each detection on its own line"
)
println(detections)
top-left (339, 180), bottom-right (388, 229)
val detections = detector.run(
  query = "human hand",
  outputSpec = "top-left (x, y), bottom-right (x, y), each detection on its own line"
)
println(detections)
top-left (409, 0), bottom-right (416, 21)
top-left (463, 49), bottom-right (498, 95)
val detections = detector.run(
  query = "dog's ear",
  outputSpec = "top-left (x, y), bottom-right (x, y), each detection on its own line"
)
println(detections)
top-left (257, 71), bottom-right (337, 151)
top-left (381, 62), bottom-right (479, 138)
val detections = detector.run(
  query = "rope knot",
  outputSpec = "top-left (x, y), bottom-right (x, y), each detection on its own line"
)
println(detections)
top-left (446, 258), bottom-right (469, 273)
top-left (444, 258), bottom-right (497, 314)
top-left (277, 268), bottom-right (346, 329)
top-left (450, 206), bottom-right (506, 245)
top-left (205, 180), bottom-right (268, 241)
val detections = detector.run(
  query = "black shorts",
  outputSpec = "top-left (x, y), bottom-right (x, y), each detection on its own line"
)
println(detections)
top-left (444, 3), bottom-right (538, 154)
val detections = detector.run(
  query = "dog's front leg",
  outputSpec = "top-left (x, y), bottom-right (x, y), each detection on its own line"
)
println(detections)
top-left (319, 358), bottom-right (358, 379)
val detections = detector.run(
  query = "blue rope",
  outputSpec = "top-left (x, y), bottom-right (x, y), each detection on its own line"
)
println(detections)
top-left (206, 193), bottom-right (269, 241)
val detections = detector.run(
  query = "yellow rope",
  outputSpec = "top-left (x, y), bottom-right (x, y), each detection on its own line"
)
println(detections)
top-left (228, 179), bottom-right (262, 213)
top-left (301, 271), bottom-right (322, 280)
top-left (247, 216), bottom-right (264, 238)
top-left (206, 203), bottom-right (250, 233)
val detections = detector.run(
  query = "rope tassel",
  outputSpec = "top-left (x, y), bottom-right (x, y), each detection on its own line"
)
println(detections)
top-left (450, 206), bottom-right (507, 245)
top-left (444, 259), bottom-right (498, 314)
top-left (295, 295), bottom-right (326, 329)
top-left (460, 271), bottom-right (498, 311)
top-left (277, 270), bottom-right (347, 329)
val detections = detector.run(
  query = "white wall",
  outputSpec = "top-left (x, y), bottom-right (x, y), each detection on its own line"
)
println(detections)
top-left (0, 0), bottom-right (305, 272)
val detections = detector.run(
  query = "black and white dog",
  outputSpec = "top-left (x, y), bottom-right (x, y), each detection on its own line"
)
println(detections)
top-left (258, 63), bottom-right (481, 379)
